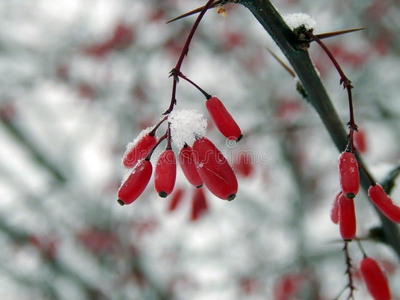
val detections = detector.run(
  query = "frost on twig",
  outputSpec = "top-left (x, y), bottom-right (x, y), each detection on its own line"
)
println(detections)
top-left (283, 13), bottom-right (316, 31)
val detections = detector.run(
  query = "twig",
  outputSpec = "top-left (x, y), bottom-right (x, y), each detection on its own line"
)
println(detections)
top-left (343, 241), bottom-right (355, 299)
top-left (164, 0), bottom-right (216, 114)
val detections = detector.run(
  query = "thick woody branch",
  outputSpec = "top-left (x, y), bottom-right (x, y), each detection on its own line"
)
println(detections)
top-left (238, 0), bottom-right (400, 258)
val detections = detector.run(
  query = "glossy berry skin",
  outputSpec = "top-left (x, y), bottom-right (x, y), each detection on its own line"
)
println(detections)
top-left (360, 257), bottom-right (391, 300)
top-left (117, 159), bottom-right (152, 205)
top-left (192, 137), bottom-right (238, 201)
top-left (123, 133), bottom-right (157, 168)
top-left (331, 192), bottom-right (341, 225)
top-left (338, 151), bottom-right (359, 199)
top-left (191, 187), bottom-right (208, 221)
top-left (206, 96), bottom-right (242, 141)
top-left (154, 149), bottom-right (177, 198)
top-left (368, 184), bottom-right (400, 223)
top-left (338, 194), bottom-right (356, 241)
top-left (179, 144), bottom-right (203, 187)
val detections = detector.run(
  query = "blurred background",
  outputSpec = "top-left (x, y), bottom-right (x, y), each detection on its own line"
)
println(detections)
top-left (0, 0), bottom-right (399, 299)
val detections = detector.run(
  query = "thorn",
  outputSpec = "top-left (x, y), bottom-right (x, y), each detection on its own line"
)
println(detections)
top-left (265, 47), bottom-right (296, 78)
top-left (315, 27), bottom-right (365, 40)
top-left (166, 0), bottom-right (224, 24)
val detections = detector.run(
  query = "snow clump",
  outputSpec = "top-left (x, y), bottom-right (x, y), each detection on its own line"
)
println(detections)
top-left (168, 109), bottom-right (207, 149)
top-left (283, 13), bottom-right (316, 31)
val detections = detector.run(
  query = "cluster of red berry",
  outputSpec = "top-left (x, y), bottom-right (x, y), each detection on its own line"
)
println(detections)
top-left (117, 94), bottom-right (242, 206)
top-left (333, 151), bottom-right (400, 240)
top-left (330, 150), bottom-right (397, 298)
top-left (307, 23), bottom-right (397, 298)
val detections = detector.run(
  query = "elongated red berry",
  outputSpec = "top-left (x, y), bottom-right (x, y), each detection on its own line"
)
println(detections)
top-left (331, 192), bottom-right (341, 224)
top-left (155, 149), bottom-right (176, 197)
top-left (192, 137), bottom-right (238, 200)
top-left (179, 144), bottom-right (203, 187)
top-left (168, 187), bottom-right (185, 212)
top-left (360, 257), bottom-right (391, 300)
top-left (206, 96), bottom-right (242, 141)
top-left (117, 159), bottom-right (152, 205)
top-left (123, 131), bottom-right (157, 168)
top-left (338, 151), bottom-right (359, 199)
top-left (368, 184), bottom-right (400, 223)
top-left (338, 194), bottom-right (356, 240)
top-left (234, 151), bottom-right (254, 177)
top-left (191, 187), bottom-right (208, 221)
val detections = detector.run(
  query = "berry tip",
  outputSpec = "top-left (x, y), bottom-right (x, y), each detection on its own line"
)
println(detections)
top-left (227, 194), bottom-right (236, 201)
top-left (159, 191), bottom-right (168, 198)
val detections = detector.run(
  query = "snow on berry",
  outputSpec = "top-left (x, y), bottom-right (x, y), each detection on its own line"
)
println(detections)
top-left (168, 109), bottom-right (207, 149)
top-left (118, 159), bottom-right (153, 205)
top-left (283, 13), bottom-right (316, 31)
top-left (122, 127), bottom-right (157, 168)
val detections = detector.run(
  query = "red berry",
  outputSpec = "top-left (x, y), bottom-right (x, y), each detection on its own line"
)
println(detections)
top-left (168, 187), bottom-right (185, 212)
top-left (117, 159), bottom-right (152, 205)
top-left (123, 132), bottom-right (157, 168)
top-left (109, 24), bottom-right (134, 50)
top-left (155, 149), bottom-right (177, 197)
top-left (206, 96), bottom-right (242, 141)
top-left (360, 257), bottom-right (391, 300)
top-left (368, 184), bottom-right (400, 223)
top-left (273, 273), bottom-right (305, 300)
top-left (354, 128), bottom-right (367, 153)
top-left (338, 151), bottom-right (359, 198)
top-left (192, 137), bottom-right (238, 200)
top-left (191, 187), bottom-right (208, 221)
top-left (338, 194), bottom-right (356, 240)
top-left (331, 192), bottom-right (341, 224)
top-left (179, 144), bottom-right (203, 187)
top-left (234, 151), bottom-right (254, 177)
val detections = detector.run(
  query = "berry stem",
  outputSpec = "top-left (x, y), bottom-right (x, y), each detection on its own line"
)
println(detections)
top-left (355, 237), bottom-right (367, 258)
top-left (166, 122), bottom-right (172, 150)
top-left (150, 116), bottom-right (168, 136)
top-left (357, 160), bottom-right (376, 186)
top-left (164, 0), bottom-right (215, 114)
top-left (306, 32), bottom-right (357, 152)
top-left (177, 71), bottom-right (211, 99)
top-left (146, 132), bottom-right (168, 160)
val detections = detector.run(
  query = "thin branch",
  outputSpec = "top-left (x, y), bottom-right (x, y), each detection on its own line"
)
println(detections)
top-left (164, 0), bottom-right (216, 114)
top-left (166, 0), bottom-right (234, 24)
top-left (343, 241), bottom-right (355, 299)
